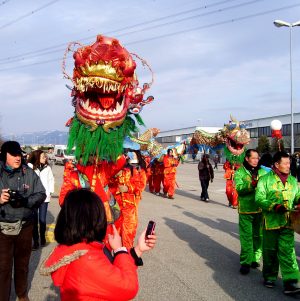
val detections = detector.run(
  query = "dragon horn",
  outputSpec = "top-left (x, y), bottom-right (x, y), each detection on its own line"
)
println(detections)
top-left (130, 52), bottom-right (154, 88)
top-left (230, 114), bottom-right (239, 125)
top-left (230, 114), bottom-right (235, 122)
top-left (62, 41), bottom-right (83, 84)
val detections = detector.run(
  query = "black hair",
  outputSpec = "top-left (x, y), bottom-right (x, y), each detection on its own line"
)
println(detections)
top-left (167, 149), bottom-right (173, 155)
top-left (55, 188), bottom-right (107, 245)
top-left (135, 150), bottom-right (146, 170)
top-left (245, 149), bottom-right (258, 158)
top-left (258, 153), bottom-right (273, 168)
top-left (273, 151), bottom-right (290, 164)
top-left (201, 154), bottom-right (209, 164)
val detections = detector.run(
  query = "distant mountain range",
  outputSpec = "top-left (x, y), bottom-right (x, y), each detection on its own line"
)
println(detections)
top-left (2, 130), bottom-right (69, 146)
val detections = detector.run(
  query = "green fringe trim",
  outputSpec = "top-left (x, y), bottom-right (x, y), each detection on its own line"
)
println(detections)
top-left (224, 146), bottom-right (245, 164)
top-left (67, 115), bottom-right (139, 165)
top-left (134, 114), bottom-right (145, 127)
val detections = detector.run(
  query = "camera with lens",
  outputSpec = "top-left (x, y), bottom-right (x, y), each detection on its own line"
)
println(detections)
top-left (7, 189), bottom-right (24, 208)
top-left (8, 189), bottom-right (19, 201)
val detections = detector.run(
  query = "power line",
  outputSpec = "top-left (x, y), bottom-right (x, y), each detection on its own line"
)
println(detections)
top-left (0, 47), bottom-right (65, 65)
top-left (116, 0), bottom-right (263, 39)
top-left (0, 2), bottom-right (298, 72)
top-left (0, 0), bottom-right (241, 62)
top-left (87, 0), bottom-right (241, 35)
top-left (125, 3), bottom-right (300, 45)
top-left (0, 0), bottom-right (60, 30)
top-left (0, 0), bottom-right (263, 65)
top-left (0, 57), bottom-right (61, 71)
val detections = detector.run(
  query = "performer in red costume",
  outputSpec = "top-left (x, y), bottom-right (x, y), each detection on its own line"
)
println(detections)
top-left (152, 159), bottom-right (164, 196)
top-left (59, 156), bottom-right (127, 245)
top-left (223, 160), bottom-right (240, 208)
top-left (110, 151), bottom-right (147, 249)
top-left (163, 149), bottom-right (179, 199)
top-left (143, 153), bottom-right (154, 193)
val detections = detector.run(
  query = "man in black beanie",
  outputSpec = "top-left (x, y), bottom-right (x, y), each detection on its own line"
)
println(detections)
top-left (0, 141), bottom-right (46, 301)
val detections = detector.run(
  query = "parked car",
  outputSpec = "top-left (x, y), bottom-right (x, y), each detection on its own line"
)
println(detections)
top-left (53, 145), bottom-right (75, 165)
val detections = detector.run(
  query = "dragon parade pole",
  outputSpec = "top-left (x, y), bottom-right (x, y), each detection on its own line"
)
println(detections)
top-left (271, 120), bottom-right (283, 152)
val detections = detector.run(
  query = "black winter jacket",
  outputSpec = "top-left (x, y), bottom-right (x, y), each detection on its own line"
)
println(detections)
top-left (198, 161), bottom-right (214, 181)
top-left (0, 161), bottom-right (46, 222)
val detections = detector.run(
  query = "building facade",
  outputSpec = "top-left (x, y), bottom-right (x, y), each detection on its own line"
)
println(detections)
top-left (242, 112), bottom-right (300, 152)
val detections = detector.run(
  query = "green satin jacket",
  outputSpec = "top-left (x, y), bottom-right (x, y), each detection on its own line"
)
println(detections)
top-left (255, 170), bottom-right (300, 230)
top-left (234, 166), bottom-right (268, 214)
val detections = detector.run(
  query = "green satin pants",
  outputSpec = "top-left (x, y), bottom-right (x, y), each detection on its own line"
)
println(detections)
top-left (262, 227), bottom-right (299, 283)
top-left (239, 213), bottom-right (263, 265)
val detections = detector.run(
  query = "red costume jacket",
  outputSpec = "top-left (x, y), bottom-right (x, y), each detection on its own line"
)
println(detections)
top-left (59, 156), bottom-right (126, 206)
top-left (163, 155), bottom-right (179, 197)
top-left (163, 155), bottom-right (179, 175)
top-left (41, 241), bottom-right (138, 301)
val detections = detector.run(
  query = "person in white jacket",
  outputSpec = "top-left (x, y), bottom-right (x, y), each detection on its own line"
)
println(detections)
top-left (27, 150), bottom-right (54, 250)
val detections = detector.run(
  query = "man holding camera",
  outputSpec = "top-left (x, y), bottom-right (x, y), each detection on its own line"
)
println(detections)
top-left (0, 141), bottom-right (46, 301)
top-left (255, 151), bottom-right (300, 295)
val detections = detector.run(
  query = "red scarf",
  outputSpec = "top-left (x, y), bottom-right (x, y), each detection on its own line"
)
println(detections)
top-left (272, 167), bottom-right (289, 185)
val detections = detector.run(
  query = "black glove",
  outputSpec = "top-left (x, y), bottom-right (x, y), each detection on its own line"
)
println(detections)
top-left (274, 204), bottom-right (288, 214)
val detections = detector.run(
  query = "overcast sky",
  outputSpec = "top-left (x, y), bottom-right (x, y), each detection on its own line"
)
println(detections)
top-left (1, 0), bottom-right (300, 136)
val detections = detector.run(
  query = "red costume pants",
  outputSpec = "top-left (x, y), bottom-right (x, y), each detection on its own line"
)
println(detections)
top-left (153, 174), bottom-right (164, 194)
top-left (163, 173), bottom-right (176, 197)
top-left (226, 179), bottom-right (238, 207)
top-left (148, 174), bottom-right (154, 193)
top-left (114, 195), bottom-right (139, 250)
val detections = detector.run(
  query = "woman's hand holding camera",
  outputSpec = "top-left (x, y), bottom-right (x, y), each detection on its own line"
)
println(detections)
top-left (0, 189), bottom-right (10, 205)
top-left (134, 229), bottom-right (157, 258)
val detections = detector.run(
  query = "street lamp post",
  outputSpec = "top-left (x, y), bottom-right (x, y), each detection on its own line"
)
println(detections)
top-left (274, 19), bottom-right (300, 154)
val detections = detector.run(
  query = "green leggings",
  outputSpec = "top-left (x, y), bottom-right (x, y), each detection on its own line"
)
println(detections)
top-left (239, 213), bottom-right (262, 265)
top-left (263, 227), bottom-right (299, 283)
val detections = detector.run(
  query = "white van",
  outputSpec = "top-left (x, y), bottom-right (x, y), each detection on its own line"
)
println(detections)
top-left (53, 145), bottom-right (76, 165)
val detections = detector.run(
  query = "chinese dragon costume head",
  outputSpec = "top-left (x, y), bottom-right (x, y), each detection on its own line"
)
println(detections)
top-left (190, 115), bottom-right (250, 163)
top-left (63, 35), bottom-right (154, 164)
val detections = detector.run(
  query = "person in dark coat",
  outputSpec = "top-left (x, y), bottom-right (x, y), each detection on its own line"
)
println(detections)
top-left (198, 155), bottom-right (214, 202)
top-left (0, 141), bottom-right (46, 301)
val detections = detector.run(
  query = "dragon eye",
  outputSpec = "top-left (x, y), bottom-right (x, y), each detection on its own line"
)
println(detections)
top-left (229, 123), bottom-right (237, 130)
top-left (240, 123), bottom-right (246, 129)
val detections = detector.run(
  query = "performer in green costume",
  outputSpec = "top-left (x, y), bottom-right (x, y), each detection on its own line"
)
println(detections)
top-left (234, 149), bottom-right (268, 275)
top-left (255, 151), bottom-right (300, 295)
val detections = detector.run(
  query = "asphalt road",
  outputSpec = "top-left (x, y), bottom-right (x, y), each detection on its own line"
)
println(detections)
top-left (9, 162), bottom-right (300, 301)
